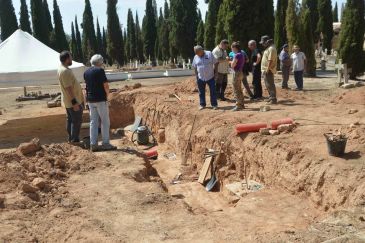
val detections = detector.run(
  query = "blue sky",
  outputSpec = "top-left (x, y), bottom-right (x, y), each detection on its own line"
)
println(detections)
top-left (12, 0), bottom-right (344, 34)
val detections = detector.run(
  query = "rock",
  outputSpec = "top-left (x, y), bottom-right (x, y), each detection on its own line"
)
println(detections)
top-left (19, 182), bottom-right (38, 193)
top-left (348, 109), bottom-right (358, 114)
top-left (133, 83), bottom-right (142, 89)
top-left (342, 83), bottom-right (355, 89)
top-left (260, 106), bottom-right (271, 112)
top-left (0, 195), bottom-right (5, 208)
top-left (355, 81), bottom-right (364, 87)
top-left (54, 159), bottom-right (66, 169)
top-left (32, 178), bottom-right (47, 190)
top-left (259, 128), bottom-right (271, 135)
top-left (157, 129), bottom-right (166, 143)
top-left (112, 128), bottom-right (125, 137)
top-left (269, 130), bottom-right (280, 136)
top-left (277, 124), bottom-right (295, 133)
top-left (17, 138), bottom-right (41, 155)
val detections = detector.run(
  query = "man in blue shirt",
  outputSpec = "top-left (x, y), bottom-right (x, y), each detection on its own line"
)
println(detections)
top-left (84, 54), bottom-right (117, 152)
top-left (192, 45), bottom-right (218, 110)
top-left (279, 44), bottom-right (291, 89)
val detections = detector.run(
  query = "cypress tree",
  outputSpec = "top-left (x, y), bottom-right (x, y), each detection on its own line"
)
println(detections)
top-left (107, 0), bottom-right (125, 66)
top-left (75, 16), bottom-right (83, 62)
top-left (169, 0), bottom-right (199, 60)
top-left (338, 0), bottom-right (365, 78)
top-left (155, 8), bottom-right (164, 62)
top-left (102, 27), bottom-right (107, 59)
top-left (196, 14), bottom-right (205, 46)
top-left (204, 0), bottom-right (222, 50)
top-left (0, 0), bottom-right (18, 40)
top-left (274, 0), bottom-right (288, 55)
top-left (52, 0), bottom-right (68, 52)
top-left (302, 0), bottom-right (319, 41)
top-left (215, 3), bottom-right (227, 45)
top-left (43, 0), bottom-right (53, 32)
top-left (317, 0), bottom-right (333, 54)
top-left (70, 22), bottom-right (78, 59)
top-left (158, 1), bottom-right (170, 61)
top-left (301, 7), bottom-right (316, 77)
top-left (135, 12), bottom-right (145, 62)
top-left (286, 0), bottom-right (301, 51)
top-left (143, 0), bottom-right (157, 60)
top-left (20, 0), bottom-right (32, 34)
top-left (127, 9), bottom-right (137, 60)
top-left (96, 18), bottom-right (103, 54)
top-left (31, 0), bottom-right (49, 45)
top-left (123, 29), bottom-right (128, 62)
top-left (82, 0), bottom-right (97, 63)
top-left (333, 2), bottom-right (339, 22)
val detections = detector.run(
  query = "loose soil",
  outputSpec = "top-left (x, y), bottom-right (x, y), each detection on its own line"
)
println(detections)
top-left (1, 75), bottom-right (365, 242)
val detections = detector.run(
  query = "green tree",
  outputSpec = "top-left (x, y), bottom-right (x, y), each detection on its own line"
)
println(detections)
top-left (43, 0), bottom-right (53, 32)
top-left (169, 0), bottom-right (199, 60)
top-left (204, 0), bottom-right (222, 50)
top-left (107, 0), bottom-right (125, 66)
top-left (52, 0), bottom-right (68, 52)
top-left (196, 19), bottom-right (205, 46)
top-left (123, 29), bottom-right (128, 62)
top-left (143, 0), bottom-right (157, 60)
top-left (317, 0), bottom-right (333, 54)
top-left (155, 8), bottom-right (164, 62)
top-left (82, 0), bottom-right (97, 63)
top-left (333, 2), bottom-right (339, 22)
top-left (70, 22), bottom-right (78, 59)
top-left (158, 1), bottom-right (170, 61)
top-left (96, 18), bottom-right (103, 54)
top-left (127, 9), bottom-right (137, 60)
top-left (338, 0), bottom-right (365, 78)
top-left (0, 0), bottom-right (18, 40)
top-left (102, 27), bottom-right (107, 59)
top-left (274, 0), bottom-right (288, 55)
top-left (75, 16), bottom-right (83, 62)
top-left (135, 12), bottom-right (145, 62)
top-left (286, 0), bottom-right (301, 51)
top-left (215, 3), bottom-right (227, 45)
top-left (302, 0), bottom-right (319, 41)
top-left (301, 7), bottom-right (316, 76)
top-left (20, 0), bottom-right (32, 34)
top-left (31, 0), bottom-right (49, 45)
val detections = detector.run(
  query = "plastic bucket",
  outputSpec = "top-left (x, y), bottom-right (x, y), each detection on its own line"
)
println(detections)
top-left (324, 133), bottom-right (347, 157)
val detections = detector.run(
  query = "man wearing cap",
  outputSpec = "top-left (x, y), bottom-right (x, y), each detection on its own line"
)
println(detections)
top-left (192, 45), bottom-right (219, 110)
top-left (279, 44), bottom-right (291, 89)
top-left (212, 40), bottom-right (230, 101)
top-left (291, 45), bottom-right (307, 91)
top-left (260, 35), bottom-right (278, 104)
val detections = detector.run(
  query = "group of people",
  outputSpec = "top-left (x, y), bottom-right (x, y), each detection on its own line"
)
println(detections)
top-left (57, 51), bottom-right (116, 152)
top-left (192, 35), bottom-right (307, 111)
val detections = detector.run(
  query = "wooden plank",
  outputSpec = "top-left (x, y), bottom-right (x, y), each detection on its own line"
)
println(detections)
top-left (198, 156), bottom-right (214, 184)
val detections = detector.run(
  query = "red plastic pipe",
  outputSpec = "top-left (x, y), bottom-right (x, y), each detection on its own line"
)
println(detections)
top-left (145, 148), bottom-right (158, 159)
top-left (271, 118), bottom-right (294, 129)
top-left (235, 122), bottom-right (268, 134)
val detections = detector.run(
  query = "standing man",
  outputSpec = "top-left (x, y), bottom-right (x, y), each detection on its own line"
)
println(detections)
top-left (230, 42), bottom-right (246, 111)
top-left (260, 36), bottom-right (278, 104)
top-left (192, 45), bottom-right (218, 110)
top-left (291, 45), bottom-right (307, 91)
top-left (279, 44), bottom-right (291, 89)
top-left (57, 51), bottom-right (84, 144)
top-left (248, 40), bottom-right (263, 99)
top-left (212, 40), bottom-right (230, 101)
top-left (84, 54), bottom-right (117, 152)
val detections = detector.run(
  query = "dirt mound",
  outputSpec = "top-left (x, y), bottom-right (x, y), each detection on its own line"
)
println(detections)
top-left (332, 86), bottom-right (365, 105)
top-left (0, 141), bottom-right (99, 209)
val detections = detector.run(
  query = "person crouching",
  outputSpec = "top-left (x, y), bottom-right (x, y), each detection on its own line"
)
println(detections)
top-left (84, 54), bottom-right (117, 152)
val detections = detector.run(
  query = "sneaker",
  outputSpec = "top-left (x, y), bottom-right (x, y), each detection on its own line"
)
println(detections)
top-left (267, 100), bottom-right (277, 105)
top-left (212, 106), bottom-right (218, 110)
top-left (220, 97), bottom-right (227, 101)
top-left (102, 144), bottom-right (117, 151)
top-left (199, 106), bottom-right (205, 111)
top-left (282, 86), bottom-right (290, 90)
top-left (90, 144), bottom-right (99, 152)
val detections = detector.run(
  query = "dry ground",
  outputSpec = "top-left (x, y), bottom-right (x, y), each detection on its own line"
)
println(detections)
top-left (0, 74), bottom-right (365, 242)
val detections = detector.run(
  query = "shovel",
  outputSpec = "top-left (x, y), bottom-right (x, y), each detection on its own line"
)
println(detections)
top-left (205, 142), bottom-right (225, 192)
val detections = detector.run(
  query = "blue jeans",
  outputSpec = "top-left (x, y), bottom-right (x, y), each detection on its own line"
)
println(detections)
top-left (66, 105), bottom-right (83, 142)
top-left (197, 78), bottom-right (218, 107)
top-left (294, 71), bottom-right (304, 90)
top-left (89, 101), bottom-right (111, 146)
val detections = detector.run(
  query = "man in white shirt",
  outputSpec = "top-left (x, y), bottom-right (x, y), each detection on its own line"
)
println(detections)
top-left (291, 45), bottom-right (307, 91)
top-left (212, 40), bottom-right (230, 101)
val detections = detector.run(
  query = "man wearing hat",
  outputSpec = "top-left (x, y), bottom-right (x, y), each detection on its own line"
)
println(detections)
top-left (279, 44), bottom-right (291, 89)
top-left (260, 35), bottom-right (278, 104)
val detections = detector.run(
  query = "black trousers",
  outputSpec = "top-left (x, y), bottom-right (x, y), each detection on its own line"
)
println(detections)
top-left (252, 69), bottom-right (263, 98)
top-left (66, 105), bottom-right (83, 142)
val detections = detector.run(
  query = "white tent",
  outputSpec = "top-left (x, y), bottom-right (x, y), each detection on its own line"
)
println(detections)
top-left (0, 29), bottom-right (85, 87)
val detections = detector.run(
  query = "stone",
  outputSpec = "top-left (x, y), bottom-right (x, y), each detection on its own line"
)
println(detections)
top-left (17, 138), bottom-right (41, 155)
top-left (157, 129), bottom-right (166, 143)
top-left (277, 124), bottom-right (295, 133)
top-left (133, 83), bottom-right (142, 89)
top-left (259, 128), bottom-right (271, 135)
top-left (0, 195), bottom-right (5, 208)
top-left (342, 83), bottom-right (355, 89)
top-left (355, 81), bottom-right (364, 87)
top-left (269, 130), bottom-right (280, 136)
top-left (112, 128), bottom-right (125, 137)
top-left (348, 109), bottom-right (358, 114)
top-left (32, 178), bottom-right (47, 190)
top-left (54, 159), bottom-right (66, 169)
top-left (19, 182), bottom-right (38, 193)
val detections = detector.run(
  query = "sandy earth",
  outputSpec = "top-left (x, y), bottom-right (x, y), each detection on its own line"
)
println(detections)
top-left (1, 74), bottom-right (365, 242)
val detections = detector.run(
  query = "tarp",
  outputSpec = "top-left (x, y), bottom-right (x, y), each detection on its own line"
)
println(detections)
top-left (0, 29), bottom-right (85, 87)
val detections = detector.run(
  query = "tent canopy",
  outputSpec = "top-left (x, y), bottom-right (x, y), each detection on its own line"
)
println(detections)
top-left (0, 29), bottom-right (83, 74)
